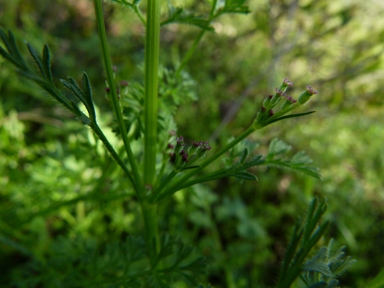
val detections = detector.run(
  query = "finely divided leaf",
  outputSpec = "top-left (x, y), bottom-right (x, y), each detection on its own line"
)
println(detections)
top-left (161, 1), bottom-right (213, 31)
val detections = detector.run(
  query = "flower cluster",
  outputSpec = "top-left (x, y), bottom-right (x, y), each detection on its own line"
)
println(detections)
top-left (254, 78), bottom-right (317, 127)
top-left (168, 136), bottom-right (211, 171)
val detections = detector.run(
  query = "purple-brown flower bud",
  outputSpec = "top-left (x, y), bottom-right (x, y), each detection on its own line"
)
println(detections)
top-left (275, 88), bottom-right (285, 97)
top-left (269, 109), bottom-right (274, 116)
top-left (283, 78), bottom-right (293, 87)
top-left (180, 150), bottom-right (186, 156)
top-left (168, 143), bottom-right (175, 149)
top-left (182, 154), bottom-right (189, 163)
top-left (119, 80), bottom-right (129, 87)
top-left (306, 86), bottom-right (318, 95)
top-left (192, 141), bottom-right (200, 147)
top-left (112, 66), bottom-right (118, 72)
top-left (104, 87), bottom-right (110, 92)
top-left (176, 136), bottom-right (185, 146)
top-left (170, 153), bottom-right (174, 158)
top-left (298, 86), bottom-right (318, 104)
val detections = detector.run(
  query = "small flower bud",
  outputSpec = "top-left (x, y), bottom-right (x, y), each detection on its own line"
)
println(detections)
top-left (263, 95), bottom-right (273, 107)
top-left (269, 109), bottom-right (274, 116)
top-left (116, 89), bottom-right (120, 94)
top-left (180, 150), bottom-right (186, 156)
top-left (174, 136), bottom-right (185, 154)
top-left (188, 141), bottom-right (200, 155)
top-left (119, 80), bottom-right (129, 87)
top-left (170, 153), bottom-right (174, 158)
top-left (261, 107), bottom-right (266, 112)
top-left (167, 143), bottom-right (174, 149)
top-left (104, 87), bottom-right (110, 92)
top-left (112, 66), bottom-right (118, 72)
top-left (182, 154), bottom-right (189, 163)
top-left (283, 78), bottom-right (293, 87)
top-left (275, 88), bottom-right (285, 97)
top-left (281, 100), bottom-right (290, 110)
top-left (298, 86), bottom-right (318, 105)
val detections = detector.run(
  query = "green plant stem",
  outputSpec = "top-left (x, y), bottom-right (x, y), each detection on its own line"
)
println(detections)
top-left (133, 5), bottom-right (146, 26)
top-left (140, 201), bottom-right (159, 268)
top-left (155, 170), bottom-right (178, 194)
top-left (154, 156), bottom-right (168, 189)
top-left (155, 125), bottom-right (259, 202)
top-left (91, 123), bottom-right (138, 190)
top-left (143, 0), bottom-right (161, 187)
top-left (93, 0), bottom-right (143, 195)
top-left (207, 205), bottom-right (237, 288)
top-left (142, 0), bottom-right (161, 269)
top-left (175, 0), bottom-right (217, 77)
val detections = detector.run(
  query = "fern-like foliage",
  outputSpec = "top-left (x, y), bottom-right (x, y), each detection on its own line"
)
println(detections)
top-left (300, 239), bottom-right (355, 288)
top-left (161, 1), bottom-right (214, 31)
top-left (176, 138), bottom-right (321, 190)
top-left (215, 0), bottom-right (250, 16)
top-left (0, 28), bottom-right (137, 180)
top-left (276, 197), bottom-right (330, 288)
top-left (147, 235), bottom-right (208, 287)
top-left (264, 138), bottom-right (322, 180)
top-left (0, 29), bottom-right (88, 123)
top-left (8, 234), bottom-right (207, 288)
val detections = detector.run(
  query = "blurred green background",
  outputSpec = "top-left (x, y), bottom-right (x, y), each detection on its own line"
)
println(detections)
top-left (1, 0), bottom-right (384, 287)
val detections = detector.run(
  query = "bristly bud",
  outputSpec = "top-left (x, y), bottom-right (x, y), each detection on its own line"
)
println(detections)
top-left (281, 95), bottom-right (297, 110)
top-left (283, 78), bottom-right (293, 87)
top-left (269, 109), bottom-right (274, 116)
top-left (275, 87), bottom-right (285, 97)
top-left (188, 141), bottom-right (200, 155)
top-left (298, 86), bottom-right (318, 105)
top-left (176, 136), bottom-right (185, 146)
top-left (119, 80), bottom-right (129, 87)
top-left (182, 153), bottom-right (189, 163)
top-left (195, 141), bottom-right (211, 159)
top-left (180, 150), bottom-right (186, 156)
top-left (261, 107), bottom-right (266, 112)
top-left (116, 88), bottom-right (120, 94)
top-left (306, 86), bottom-right (318, 95)
top-left (104, 87), bottom-right (110, 92)
top-left (174, 136), bottom-right (185, 155)
top-left (263, 95), bottom-right (273, 107)
top-left (168, 143), bottom-right (174, 149)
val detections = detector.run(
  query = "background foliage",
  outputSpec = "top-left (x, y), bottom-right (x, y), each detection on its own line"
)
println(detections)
top-left (0, 0), bottom-right (384, 287)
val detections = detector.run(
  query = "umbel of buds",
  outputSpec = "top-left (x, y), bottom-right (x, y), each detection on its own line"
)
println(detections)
top-left (254, 79), bottom-right (318, 128)
top-left (169, 137), bottom-right (212, 171)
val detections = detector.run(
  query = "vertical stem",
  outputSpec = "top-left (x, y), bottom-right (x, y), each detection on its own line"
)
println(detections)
top-left (144, 0), bottom-right (161, 187)
top-left (93, 0), bottom-right (143, 195)
top-left (143, 0), bottom-right (161, 268)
